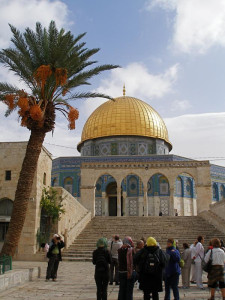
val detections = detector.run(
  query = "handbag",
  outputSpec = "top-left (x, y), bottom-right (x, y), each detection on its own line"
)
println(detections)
top-left (201, 250), bottom-right (213, 273)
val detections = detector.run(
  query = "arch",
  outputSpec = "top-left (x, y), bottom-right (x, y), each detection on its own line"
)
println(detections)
top-left (176, 176), bottom-right (183, 197)
top-left (148, 173), bottom-right (170, 196)
top-left (213, 183), bottom-right (219, 201)
top-left (176, 173), bottom-right (195, 198)
top-left (220, 184), bottom-right (225, 200)
top-left (0, 198), bottom-right (13, 216)
top-left (63, 176), bottom-right (73, 194)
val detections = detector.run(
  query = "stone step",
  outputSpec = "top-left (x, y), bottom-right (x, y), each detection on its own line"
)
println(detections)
top-left (63, 216), bottom-right (225, 261)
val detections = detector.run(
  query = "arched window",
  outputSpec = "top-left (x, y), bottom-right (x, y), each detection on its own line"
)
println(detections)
top-left (43, 172), bottom-right (46, 185)
top-left (159, 176), bottom-right (169, 195)
top-left (176, 177), bottom-right (183, 197)
top-left (63, 177), bottom-right (73, 194)
top-left (213, 183), bottom-right (219, 201)
top-left (0, 198), bottom-right (13, 216)
top-left (186, 178), bottom-right (193, 198)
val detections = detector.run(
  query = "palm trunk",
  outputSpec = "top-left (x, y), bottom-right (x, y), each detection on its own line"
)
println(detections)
top-left (1, 129), bottom-right (46, 256)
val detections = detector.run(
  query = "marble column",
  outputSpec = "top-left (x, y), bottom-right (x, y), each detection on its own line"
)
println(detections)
top-left (143, 187), bottom-right (148, 216)
top-left (102, 192), bottom-right (108, 216)
top-left (122, 191), bottom-right (126, 216)
top-left (169, 187), bottom-right (175, 216)
top-left (117, 187), bottom-right (121, 217)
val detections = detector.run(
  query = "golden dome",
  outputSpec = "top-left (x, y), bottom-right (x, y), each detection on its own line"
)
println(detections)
top-left (78, 96), bottom-right (172, 151)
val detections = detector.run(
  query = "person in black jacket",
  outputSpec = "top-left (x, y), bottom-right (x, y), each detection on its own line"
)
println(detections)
top-left (46, 234), bottom-right (65, 281)
top-left (93, 237), bottom-right (111, 300)
top-left (134, 237), bottom-right (168, 300)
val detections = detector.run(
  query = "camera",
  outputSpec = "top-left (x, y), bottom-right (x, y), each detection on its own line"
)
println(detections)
top-left (56, 237), bottom-right (61, 240)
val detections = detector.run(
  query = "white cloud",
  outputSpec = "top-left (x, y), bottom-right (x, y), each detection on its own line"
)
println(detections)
top-left (0, 0), bottom-right (70, 88)
top-left (165, 112), bottom-right (225, 166)
top-left (146, 0), bottom-right (225, 54)
top-left (170, 99), bottom-right (192, 112)
top-left (1, 101), bottom-right (225, 166)
top-left (0, 0), bottom-right (70, 49)
top-left (82, 62), bottom-right (179, 117)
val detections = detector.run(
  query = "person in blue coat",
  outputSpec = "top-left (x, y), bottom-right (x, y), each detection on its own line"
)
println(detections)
top-left (164, 238), bottom-right (181, 300)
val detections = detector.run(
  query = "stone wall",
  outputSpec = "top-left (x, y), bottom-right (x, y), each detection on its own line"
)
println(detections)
top-left (53, 187), bottom-right (91, 249)
top-left (199, 199), bottom-right (225, 235)
top-left (209, 199), bottom-right (225, 221)
top-left (0, 142), bottom-right (52, 258)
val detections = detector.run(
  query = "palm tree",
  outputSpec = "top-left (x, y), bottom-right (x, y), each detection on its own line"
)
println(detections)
top-left (0, 21), bottom-right (118, 256)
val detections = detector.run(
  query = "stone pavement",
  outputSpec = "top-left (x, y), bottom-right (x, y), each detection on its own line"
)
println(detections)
top-left (0, 261), bottom-right (222, 300)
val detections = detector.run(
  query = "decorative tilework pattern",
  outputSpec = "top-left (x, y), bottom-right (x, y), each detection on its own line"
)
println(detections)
top-left (138, 143), bottom-right (147, 155)
top-left (111, 143), bottom-right (118, 155)
top-left (119, 143), bottom-right (129, 155)
top-left (128, 198), bottom-right (139, 216)
top-left (95, 199), bottom-right (102, 216)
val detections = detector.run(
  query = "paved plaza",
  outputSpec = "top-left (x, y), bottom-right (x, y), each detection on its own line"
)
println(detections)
top-left (0, 261), bottom-right (222, 300)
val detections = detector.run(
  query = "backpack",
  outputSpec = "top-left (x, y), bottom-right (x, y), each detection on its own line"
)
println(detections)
top-left (96, 253), bottom-right (108, 272)
top-left (144, 252), bottom-right (160, 274)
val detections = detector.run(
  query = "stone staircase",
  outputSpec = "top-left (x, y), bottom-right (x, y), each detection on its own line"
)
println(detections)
top-left (62, 216), bottom-right (225, 261)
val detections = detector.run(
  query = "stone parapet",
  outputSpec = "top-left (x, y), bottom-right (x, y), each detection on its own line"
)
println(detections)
top-left (0, 266), bottom-right (40, 292)
top-left (199, 210), bottom-right (225, 235)
top-left (209, 199), bottom-right (225, 221)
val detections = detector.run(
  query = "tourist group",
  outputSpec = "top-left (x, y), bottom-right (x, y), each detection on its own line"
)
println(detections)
top-left (92, 235), bottom-right (225, 300)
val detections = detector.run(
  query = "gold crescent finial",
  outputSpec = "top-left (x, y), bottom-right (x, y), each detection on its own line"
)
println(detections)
top-left (123, 84), bottom-right (126, 96)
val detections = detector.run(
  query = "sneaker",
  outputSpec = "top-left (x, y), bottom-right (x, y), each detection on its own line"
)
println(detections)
top-left (109, 282), bottom-right (113, 285)
top-left (115, 282), bottom-right (119, 285)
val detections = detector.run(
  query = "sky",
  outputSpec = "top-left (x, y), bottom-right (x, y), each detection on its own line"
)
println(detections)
top-left (0, 0), bottom-right (225, 165)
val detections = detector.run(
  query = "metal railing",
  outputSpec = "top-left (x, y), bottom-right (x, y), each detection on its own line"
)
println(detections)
top-left (0, 255), bottom-right (12, 275)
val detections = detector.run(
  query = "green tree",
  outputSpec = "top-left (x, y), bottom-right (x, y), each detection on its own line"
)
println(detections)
top-left (0, 21), bottom-right (118, 256)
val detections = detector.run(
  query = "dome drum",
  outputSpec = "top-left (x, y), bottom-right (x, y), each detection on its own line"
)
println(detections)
top-left (79, 136), bottom-right (170, 156)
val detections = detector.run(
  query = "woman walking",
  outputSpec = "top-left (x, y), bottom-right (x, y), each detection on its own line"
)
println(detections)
top-left (93, 238), bottom-right (111, 300)
top-left (204, 238), bottom-right (225, 300)
top-left (181, 243), bottom-right (192, 288)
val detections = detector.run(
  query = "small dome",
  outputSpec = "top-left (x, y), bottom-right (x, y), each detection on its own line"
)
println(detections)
top-left (78, 96), bottom-right (172, 151)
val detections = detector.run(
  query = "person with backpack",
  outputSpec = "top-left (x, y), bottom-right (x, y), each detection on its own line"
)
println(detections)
top-left (109, 235), bottom-right (122, 285)
top-left (92, 237), bottom-right (112, 300)
top-left (204, 238), bottom-right (225, 300)
top-left (164, 238), bottom-right (181, 300)
top-left (134, 237), bottom-right (168, 300)
top-left (118, 236), bottom-right (135, 300)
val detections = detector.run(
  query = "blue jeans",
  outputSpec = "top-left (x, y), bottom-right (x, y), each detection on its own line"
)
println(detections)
top-left (118, 272), bottom-right (135, 300)
top-left (164, 273), bottom-right (180, 300)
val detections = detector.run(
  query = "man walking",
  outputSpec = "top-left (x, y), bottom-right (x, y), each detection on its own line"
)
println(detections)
top-left (109, 235), bottom-right (122, 285)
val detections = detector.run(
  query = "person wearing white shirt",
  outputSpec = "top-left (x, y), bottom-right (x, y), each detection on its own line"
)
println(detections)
top-left (192, 236), bottom-right (205, 289)
top-left (190, 242), bottom-right (197, 283)
top-left (204, 238), bottom-right (225, 300)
